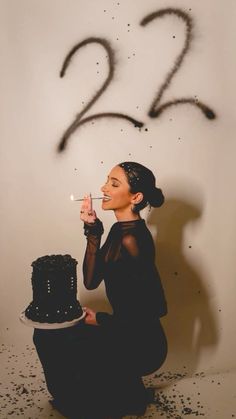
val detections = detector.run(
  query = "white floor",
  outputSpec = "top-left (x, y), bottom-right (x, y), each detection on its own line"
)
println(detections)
top-left (1, 341), bottom-right (236, 419)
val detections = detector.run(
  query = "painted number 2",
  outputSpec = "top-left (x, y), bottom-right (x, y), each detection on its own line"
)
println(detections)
top-left (58, 8), bottom-right (216, 152)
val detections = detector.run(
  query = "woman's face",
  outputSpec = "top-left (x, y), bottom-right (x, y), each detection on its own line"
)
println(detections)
top-left (101, 165), bottom-right (135, 214)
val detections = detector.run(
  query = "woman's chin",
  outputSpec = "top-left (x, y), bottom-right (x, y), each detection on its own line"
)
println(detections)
top-left (102, 201), bottom-right (112, 210)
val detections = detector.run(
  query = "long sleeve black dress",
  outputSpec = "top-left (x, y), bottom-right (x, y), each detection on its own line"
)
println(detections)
top-left (33, 218), bottom-right (167, 419)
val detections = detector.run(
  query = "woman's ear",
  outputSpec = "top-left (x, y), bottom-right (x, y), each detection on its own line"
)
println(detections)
top-left (131, 192), bottom-right (144, 205)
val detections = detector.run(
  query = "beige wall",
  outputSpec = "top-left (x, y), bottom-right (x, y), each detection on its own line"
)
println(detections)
top-left (1, 0), bottom-right (235, 375)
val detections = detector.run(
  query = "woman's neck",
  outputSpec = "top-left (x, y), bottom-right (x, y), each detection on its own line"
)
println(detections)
top-left (114, 209), bottom-right (141, 222)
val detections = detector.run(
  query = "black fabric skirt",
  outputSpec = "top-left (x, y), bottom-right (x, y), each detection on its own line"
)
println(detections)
top-left (33, 319), bottom-right (167, 418)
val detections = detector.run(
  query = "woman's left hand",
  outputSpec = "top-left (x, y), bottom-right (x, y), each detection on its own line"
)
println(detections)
top-left (80, 195), bottom-right (97, 225)
top-left (84, 307), bottom-right (99, 326)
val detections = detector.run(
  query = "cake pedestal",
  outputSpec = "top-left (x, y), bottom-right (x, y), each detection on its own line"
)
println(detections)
top-left (19, 309), bottom-right (86, 330)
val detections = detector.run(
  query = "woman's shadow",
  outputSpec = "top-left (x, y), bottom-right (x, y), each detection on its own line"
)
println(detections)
top-left (147, 186), bottom-right (219, 378)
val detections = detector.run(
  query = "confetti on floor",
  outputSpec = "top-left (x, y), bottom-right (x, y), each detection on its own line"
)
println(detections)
top-left (1, 341), bottom-right (236, 418)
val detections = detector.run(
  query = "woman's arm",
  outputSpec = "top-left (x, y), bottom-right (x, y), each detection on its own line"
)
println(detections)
top-left (95, 233), bottom-right (151, 327)
top-left (80, 196), bottom-right (104, 290)
top-left (83, 219), bottom-right (104, 289)
top-left (119, 233), bottom-right (167, 322)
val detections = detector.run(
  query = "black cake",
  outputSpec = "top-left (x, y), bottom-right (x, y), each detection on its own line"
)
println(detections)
top-left (25, 254), bottom-right (83, 323)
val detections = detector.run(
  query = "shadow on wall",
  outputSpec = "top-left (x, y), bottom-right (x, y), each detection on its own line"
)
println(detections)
top-left (148, 194), bottom-right (219, 376)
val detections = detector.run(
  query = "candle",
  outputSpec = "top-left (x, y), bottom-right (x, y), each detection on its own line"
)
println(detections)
top-left (70, 194), bottom-right (104, 202)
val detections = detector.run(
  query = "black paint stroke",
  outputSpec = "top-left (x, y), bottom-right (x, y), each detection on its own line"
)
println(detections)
top-left (58, 37), bottom-right (143, 152)
top-left (140, 8), bottom-right (216, 120)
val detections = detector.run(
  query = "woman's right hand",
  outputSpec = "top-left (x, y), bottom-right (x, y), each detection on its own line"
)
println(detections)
top-left (80, 195), bottom-right (97, 225)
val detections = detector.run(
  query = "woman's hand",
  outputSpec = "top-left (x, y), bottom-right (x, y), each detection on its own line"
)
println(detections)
top-left (80, 195), bottom-right (97, 224)
top-left (84, 307), bottom-right (99, 326)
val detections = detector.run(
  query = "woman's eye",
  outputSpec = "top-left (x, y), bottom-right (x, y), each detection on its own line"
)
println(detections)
top-left (112, 183), bottom-right (119, 187)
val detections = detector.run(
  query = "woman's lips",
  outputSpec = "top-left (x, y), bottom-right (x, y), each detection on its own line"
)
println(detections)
top-left (103, 196), bottom-right (111, 201)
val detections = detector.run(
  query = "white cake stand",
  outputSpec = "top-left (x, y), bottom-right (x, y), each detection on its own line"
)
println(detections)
top-left (19, 309), bottom-right (86, 330)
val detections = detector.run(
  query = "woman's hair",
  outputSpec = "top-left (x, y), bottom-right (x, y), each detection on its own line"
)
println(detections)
top-left (118, 161), bottom-right (164, 213)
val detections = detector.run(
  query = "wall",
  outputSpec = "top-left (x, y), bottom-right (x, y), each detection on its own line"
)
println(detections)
top-left (1, 0), bottom-right (236, 376)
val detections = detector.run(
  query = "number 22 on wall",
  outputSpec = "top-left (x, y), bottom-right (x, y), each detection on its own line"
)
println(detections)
top-left (57, 8), bottom-right (216, 152)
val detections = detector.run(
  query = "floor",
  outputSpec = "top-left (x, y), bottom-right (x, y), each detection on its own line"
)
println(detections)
top-left (1, 341), bottom-right (236, 419)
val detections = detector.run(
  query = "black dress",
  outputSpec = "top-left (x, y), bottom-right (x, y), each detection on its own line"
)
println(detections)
top-left (33, 219), bottom-right (167, 419)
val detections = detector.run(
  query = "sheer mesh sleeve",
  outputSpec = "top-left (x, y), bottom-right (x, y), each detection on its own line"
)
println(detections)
top-left (87, 221), bottom-right (167, 327)
top-left (120, 233), bottom-right (167, 321)
top-left (82, 220), bottom-right (104, 290)
top-left (121, 232), bottom-right (154, 273)
top-left (95, 233), bottom-right (146, 327)
top-left (121, 234), bottom-right (140, 258)
top-left (97, 232), bottom-right (156, 326)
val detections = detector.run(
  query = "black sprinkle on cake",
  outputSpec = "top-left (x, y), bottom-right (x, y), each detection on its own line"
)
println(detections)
top-left (25, 254), bottom-right (83, 323)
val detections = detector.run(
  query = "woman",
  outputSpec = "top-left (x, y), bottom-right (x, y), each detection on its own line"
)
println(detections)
top-left (79, 161), bottom-right (168, 419)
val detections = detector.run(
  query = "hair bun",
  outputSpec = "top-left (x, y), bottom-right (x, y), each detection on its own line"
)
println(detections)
top-left (118, 161), bottom-right (164, 212)
top-left (148, 187), bottom-right (165, 208)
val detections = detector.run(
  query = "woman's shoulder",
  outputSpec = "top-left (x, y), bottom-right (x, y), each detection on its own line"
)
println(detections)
top-left (122, 220), bottom-right (154, 249)
top-left (110, 218), bottom-right (154, 242)
top-left (113, 218), bottom-right (145, 230)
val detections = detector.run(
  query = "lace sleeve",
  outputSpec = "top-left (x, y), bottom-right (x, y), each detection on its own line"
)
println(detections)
top-left (82, 219), bottom-right (105, 290)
